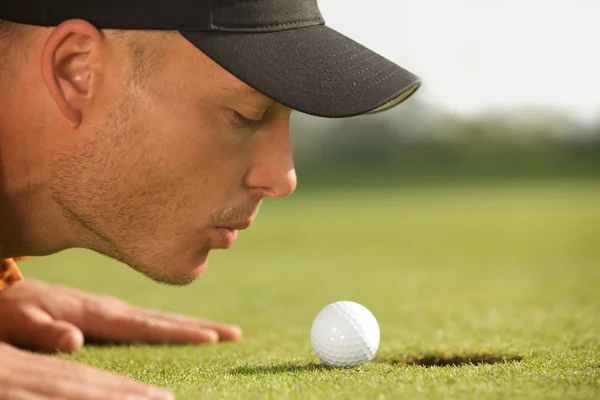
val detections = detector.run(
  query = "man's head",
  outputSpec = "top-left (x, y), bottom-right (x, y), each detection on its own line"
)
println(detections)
top-left (0, 1), bottom-right (420, 285)
top-left (1, 20), bottom-right (296, 284)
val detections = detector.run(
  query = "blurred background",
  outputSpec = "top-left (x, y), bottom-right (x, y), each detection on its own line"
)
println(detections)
top-left (291, 0), bottom-right (600, 188)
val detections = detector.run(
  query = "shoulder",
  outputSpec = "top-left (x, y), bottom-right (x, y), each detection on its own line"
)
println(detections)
top-left (0, 258), bottom-right (24, 291)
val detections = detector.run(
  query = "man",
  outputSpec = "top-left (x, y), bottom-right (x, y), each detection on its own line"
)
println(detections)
top-left (0, 0), bottom-right (420, 398)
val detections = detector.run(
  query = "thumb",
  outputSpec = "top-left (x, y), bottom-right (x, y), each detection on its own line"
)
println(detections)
top-left (11, 306), bottom-right (84, 353)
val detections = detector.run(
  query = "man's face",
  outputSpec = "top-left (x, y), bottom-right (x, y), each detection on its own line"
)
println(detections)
top-left (49, 32), bottom-right (297, 284)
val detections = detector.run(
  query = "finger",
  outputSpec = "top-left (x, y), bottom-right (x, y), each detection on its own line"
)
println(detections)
top-left (136, 308), bottom-right (242, 342)
top-left (0, 389), bottom-right (55, 400)
top-left (5, 373), bottom-right (172, 400)
top-left (85, 311), bottom-right (220, 344)
top-left (6, 346), bottom-right (171, 398)
top-left (7, 306), bottom-right (84, 353)
top-left (64, 291), bottom-right (238, 344)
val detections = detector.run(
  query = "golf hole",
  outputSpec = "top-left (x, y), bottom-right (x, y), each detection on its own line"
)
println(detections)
top-left (381, 352), bottom-right (523, 367)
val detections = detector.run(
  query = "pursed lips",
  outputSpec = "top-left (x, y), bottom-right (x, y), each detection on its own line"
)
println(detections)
top-left (210, 220), bottom-right (252, 249)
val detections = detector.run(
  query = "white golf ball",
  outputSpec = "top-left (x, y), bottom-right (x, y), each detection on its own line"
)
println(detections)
top-left (310, 301), bottom-right (380, 367)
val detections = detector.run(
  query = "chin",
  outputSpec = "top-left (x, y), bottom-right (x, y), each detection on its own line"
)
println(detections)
top-left (137, 251), bottom-right (210, 286)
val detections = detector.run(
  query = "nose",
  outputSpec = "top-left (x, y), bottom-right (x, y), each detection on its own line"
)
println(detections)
top-left (244, 110), bottom-right (297, 199)
top-left (248, 167), bottom-right (297, 199)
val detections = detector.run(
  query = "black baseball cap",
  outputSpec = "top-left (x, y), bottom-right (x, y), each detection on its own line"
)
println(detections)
top-left (0, 0), bottom-right (421, 118)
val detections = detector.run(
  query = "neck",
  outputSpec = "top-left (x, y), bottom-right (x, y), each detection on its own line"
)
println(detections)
top-left (0, 81), bottom-right (75, 258)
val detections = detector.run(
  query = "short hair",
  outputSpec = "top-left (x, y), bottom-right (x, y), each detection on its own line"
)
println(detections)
top-left (0, 20), bottom-right (36, 67)
top-left (110, 29), bottom-right (178, 83)
top-left (0, 19), bottom-right (176, 82)
top-left (0, 19), bottom-right (14, 38)
top-left (0, 19), bottom-right (32, 40)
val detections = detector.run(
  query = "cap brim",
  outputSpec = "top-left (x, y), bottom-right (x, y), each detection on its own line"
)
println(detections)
top-left (180, 25), bottom-right (421, 118)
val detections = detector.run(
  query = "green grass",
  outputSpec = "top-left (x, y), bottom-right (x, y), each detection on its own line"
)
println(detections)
top-left (21, 179), bottom-right (600, 399)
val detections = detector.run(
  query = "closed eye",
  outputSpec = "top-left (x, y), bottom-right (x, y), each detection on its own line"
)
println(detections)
top-left (231, 110), bottom-right (264, 130)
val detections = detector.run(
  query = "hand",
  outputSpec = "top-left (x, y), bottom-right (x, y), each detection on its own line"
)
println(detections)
top-left (0, 279), bottom-right (242, 352)
top-left (0, 342), bottom-right (174, 399)
top-left (0, 279), bottom-right (242, 399)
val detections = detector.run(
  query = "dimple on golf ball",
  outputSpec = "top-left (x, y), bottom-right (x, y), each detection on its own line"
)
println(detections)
top-left (310, 301), bottom-right (380, 367)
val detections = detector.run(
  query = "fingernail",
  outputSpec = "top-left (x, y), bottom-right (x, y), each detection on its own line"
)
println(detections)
top-left (57, 330), bottom-right (84, 353)
top-left (147, 387), bottom-right (175, 400)
top-left (229, 325), bottom-right (243, 341)
top-left (124, 395), bottom-right (152, 400)
top-left (208, 330), bottom-right (220, 343)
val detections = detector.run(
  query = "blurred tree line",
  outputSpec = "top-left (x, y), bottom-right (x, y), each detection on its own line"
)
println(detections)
top-left (290, 99), bottom-right (600, 188)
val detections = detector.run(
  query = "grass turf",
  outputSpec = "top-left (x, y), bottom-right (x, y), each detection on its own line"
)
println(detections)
top-left (20, 179), bottom-right (600, 399)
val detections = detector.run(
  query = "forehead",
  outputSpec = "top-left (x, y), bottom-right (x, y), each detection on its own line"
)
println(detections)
top-left (219, 80), bottom-right (264, 99)
top-left (175, 36), bottom-right (265, 95)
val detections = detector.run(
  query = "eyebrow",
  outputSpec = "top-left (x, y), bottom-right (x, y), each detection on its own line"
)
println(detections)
top-left (221, 83), bottom-right (259, 96)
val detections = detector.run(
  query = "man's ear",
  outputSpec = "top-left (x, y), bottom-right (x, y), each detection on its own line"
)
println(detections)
top-left (41, 19), bottom-right (106, 126)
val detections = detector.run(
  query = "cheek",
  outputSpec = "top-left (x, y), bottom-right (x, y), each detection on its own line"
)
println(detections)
top-left (133, 86), bottom-right (252, 215)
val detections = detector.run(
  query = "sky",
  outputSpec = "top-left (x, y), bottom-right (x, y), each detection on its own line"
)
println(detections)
top-left (319, 0), bottom-right (600, 121)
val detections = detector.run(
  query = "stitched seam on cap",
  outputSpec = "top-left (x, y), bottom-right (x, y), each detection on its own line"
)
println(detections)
top-left (253, 17), bottom-right (324, 29)
top-left (279, 34), bottom-right (356, 60)
top-left (330, 48), bottom-right (371, 64)
top-left (316, 68), bottom-right (403, 97)
top-left (250, 50), bottom-right (402, 96)
top-left (254, 40), bottom-right (395, 86)
top-left (323, 51), bottom-right (384, 74)
top-left (328, 46), bottom-right (355, 59)
top-left (215, 18), bottom-right (324, 30)
top-left (283, 51), bottom-right (387, 82)
top-left (210, 0), bottom-right (215, 29)
top-left (256, 48), bottom-right (397, 92)
top-left (322, 56), bottom-right (388, 81)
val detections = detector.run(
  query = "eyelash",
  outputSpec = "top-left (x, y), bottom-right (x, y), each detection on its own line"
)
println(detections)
top-left (231, 110), bottom-right (263, 130)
